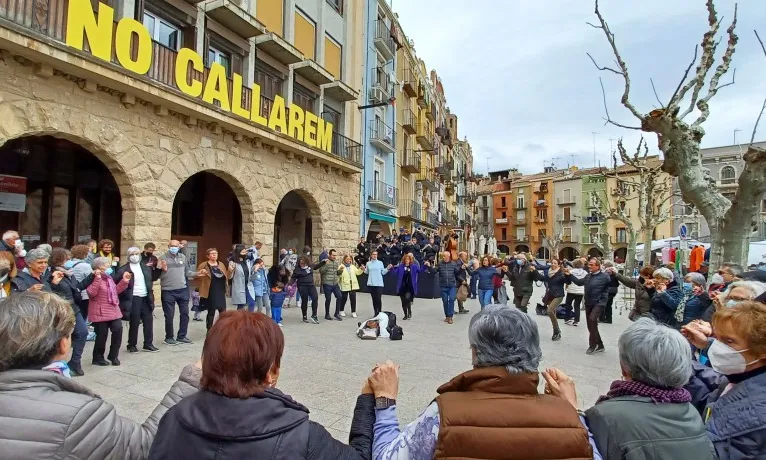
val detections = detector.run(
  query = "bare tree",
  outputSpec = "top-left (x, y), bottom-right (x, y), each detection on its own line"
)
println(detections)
top-left (592, 138), bottom-right (677, 272)
top-left (580, 201), bottom-right (613, 261)
top-left (544, 223), bottom-right (565, 260)
top-left (588, 0), bottom-right (766, 270)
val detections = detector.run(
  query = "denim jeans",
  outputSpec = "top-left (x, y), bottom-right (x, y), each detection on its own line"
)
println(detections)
top-left (440, 286), bottom-right (457, 317)
top-left (161, 288), bottom-right (190, 340)
top-left (272, 305), bottom-right (283, 323)
top-left (478, 289), bottom-right (493, 308)
top-left (70, 311), bottom-right (88, 366)
top-left (469, 275), bottom-right (479, 298)
top-left (322, 284), bottom-right (342, 316)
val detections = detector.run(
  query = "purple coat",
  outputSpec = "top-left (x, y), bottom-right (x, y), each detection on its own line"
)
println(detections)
top-left (393, 263), bottom-right (426, 295)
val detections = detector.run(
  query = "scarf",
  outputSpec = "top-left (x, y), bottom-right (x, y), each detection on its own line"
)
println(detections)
top-left (43, 360), bottom-right (71, 378)
top-left (209, 263), bottom-right (225, 279)
top-left (597, 379), bottom-right (692, 404)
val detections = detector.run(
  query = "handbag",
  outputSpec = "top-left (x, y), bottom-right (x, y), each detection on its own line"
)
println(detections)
top-left (456, 284), bottom-right (469, 302)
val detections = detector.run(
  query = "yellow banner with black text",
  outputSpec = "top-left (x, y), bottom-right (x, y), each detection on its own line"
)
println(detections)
top-left (64, 0), bottom-right (333, 153)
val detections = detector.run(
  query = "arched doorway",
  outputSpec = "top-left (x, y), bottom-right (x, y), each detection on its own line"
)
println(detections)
top-left (536, 247), bottom-right (550, 260)
top-left (587, 247), bottom-right (604, 259)
top-left (613, 247), bottom-right (627, 263)
top-left (497, 244), bottom-right (510, 256)
top-left (515, 244), bottom-right (530, 254)
top-left (172, 171), bottom-right (243, 267)
top-left (274, 190), bottom-right (321, 264)
top-left (0, 136), bottom-right (122, 251)
top-left (559, 246), bottom-right (579, 261)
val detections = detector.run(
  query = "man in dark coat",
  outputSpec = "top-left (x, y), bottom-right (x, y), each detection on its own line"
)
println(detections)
top-left (504, 254), bottom-right (536, 313)
top-left (565, 258), bottom-right (611, 354)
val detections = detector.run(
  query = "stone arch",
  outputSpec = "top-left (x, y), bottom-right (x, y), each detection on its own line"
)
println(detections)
top-left (273, 187), bottom-right (325, 261)
top-left (536, 246), bottom-right (550, 260)
top-left (587, 247), bottom-right (604, 258)
top-left (0, 100), bottom-right (142, 253)
top-left (613, 247), bottom-right (628, 262)
top-left (515, 244), bottom-right (530, 254)
top-left (558, 246), bottom-right (580, 261)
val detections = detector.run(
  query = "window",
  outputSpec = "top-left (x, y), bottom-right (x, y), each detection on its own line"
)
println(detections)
top-left (208, 46), bottom-right (231, 77)
top-left (324, 34), bottom-right (342, 79)
top-left (293, 84), bottom-right (317, 113)
top-left (537, 209), bottom-right (546, 220)
top-left (562, 188), bottom-right (571, 203)
top-left (501, 211), bottom-right (506, 219)
top-left (255, 61), bottom-right (284, 101)
top-left (257, 0), bottom-right (284, 36)
top-left (500, 197), bottom-right (506, 208)
top-left (563, 227), bottom-right (572, 240)
top-left (589, 228), bottom-right (599, 244)
top-left (720, 166), bottom-right (736, 185)
top-left (516, 196), bottom-right (525, 208)
top-left (563, 206), bottom-right (571, 221)
top-left (618, 201), bottom-right (627, 213)
top-left (143, 11), bottom-right (181, 50)
top-left (616, 228), bottom-right (627, 243)
top-left (501, 228), bottom-right (507, 241)
top-left (294, 9), bottom-right (316, 60)
top-left (516, 227), bottom-right (526, 240)
top-left (516, 210), bottom-right (525, 220)
top-left (322, 106), bottom-right (341, 131)
top-left (482, 209), bottom-right (488, 221)
top-left (326, 0), bottom-right (343, 14)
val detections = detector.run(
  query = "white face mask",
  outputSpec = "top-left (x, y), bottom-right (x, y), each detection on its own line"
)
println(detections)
top-left (711, 274), bottom-right (725, 285)
top-left (129, 254), bottom-right (140, 264)
top-left (707, 339), bottom-right (760, 375)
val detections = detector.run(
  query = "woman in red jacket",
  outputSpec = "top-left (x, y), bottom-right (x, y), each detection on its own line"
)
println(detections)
top-left (86, 257), bottom-right (131, 366)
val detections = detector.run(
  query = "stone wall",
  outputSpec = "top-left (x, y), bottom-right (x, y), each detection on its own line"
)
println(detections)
top-left (0, 57), bottom-right (361, 259)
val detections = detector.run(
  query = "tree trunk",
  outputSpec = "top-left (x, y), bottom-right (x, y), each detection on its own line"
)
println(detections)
top-left (601, 230), bottom-right (613, 262)
top-left (642, 228), bottom-right (653, 267)
top-left (625, 231), bottom-right (637, 274)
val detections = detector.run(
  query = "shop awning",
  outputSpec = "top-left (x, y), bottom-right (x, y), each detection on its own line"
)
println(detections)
top-left (367, 211), bottom-right (396, 224)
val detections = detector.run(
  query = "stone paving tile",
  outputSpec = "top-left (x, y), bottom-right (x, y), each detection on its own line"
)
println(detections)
top-left (76, 287), bottom-right (630, 440)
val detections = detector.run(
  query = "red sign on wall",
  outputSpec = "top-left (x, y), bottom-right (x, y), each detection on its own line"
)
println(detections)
top-left (0, 175), bottom-right (27, 212)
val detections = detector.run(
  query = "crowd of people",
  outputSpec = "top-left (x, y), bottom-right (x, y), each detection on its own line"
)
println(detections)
top-left (1, 225), bottom-right (765, 458)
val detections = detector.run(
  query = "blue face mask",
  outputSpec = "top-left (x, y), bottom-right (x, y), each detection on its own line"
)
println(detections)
top-left (516, 259), bottom-right (524, 266)
top-left (64, 260), bottom-right (75, 269)
top-left (683, 282), bottom-right (693, 292)
top-left (104, 268), bottom-right (113, 276)
top-left (168, 247), bottom-right (179, 255)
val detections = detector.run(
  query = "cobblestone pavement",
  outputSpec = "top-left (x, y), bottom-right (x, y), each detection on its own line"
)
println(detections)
top-left (77, 286), bottom-right (635, 441)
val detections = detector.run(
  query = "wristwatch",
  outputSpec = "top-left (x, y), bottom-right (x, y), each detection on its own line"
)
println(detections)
top-left (375, 397), bottom-right (397, 410)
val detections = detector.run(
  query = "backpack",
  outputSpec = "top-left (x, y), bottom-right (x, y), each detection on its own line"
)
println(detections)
top-left (389, 325), bottom-right (403, 340)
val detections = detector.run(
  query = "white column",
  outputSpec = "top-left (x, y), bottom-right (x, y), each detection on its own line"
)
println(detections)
top-left (285, 0), bottom-right (296, 42)
top-left (316, 0), bottom-right (326, 65)
top-left (118, 0), bottom-right (136, 20)
top-left (194, 11), bottom-right (205, 57)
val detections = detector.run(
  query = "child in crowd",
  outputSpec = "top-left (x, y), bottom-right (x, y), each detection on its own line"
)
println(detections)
top-left (269, 282), bottom-right (287, 327)
top-left (252, 259), bottom-right (271, 316)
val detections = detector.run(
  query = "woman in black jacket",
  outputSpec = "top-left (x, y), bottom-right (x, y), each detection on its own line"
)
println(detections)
top-left (47, 247), bottom-right (94, 376)
top-left (149, 310), bottom-right (374, 460)
top-left (533, 258), bottom-right (567, 341)
top-left (291, 256), bottom-right (326, 324)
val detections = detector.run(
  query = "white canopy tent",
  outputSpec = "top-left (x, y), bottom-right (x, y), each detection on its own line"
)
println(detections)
top-left (749, 241), bottom-right (766, 266)
top-left (634, 238), bottom-right (766, 265)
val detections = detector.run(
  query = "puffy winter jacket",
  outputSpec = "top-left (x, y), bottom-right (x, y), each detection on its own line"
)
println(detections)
top-left (646, 281), bottom-right (684, 328)
top-left (0, 365), bottom-right (201, 459)
top-left (565, 268), bottom-right (586, 295)
top-left (614, 273), bottom-right (652, 320)
top-left (470, 266), bottom-right (499, 291)
top-left (535, 269), bottom-right (567, 299)
top-left (507, 263), bottom-right (537, 297)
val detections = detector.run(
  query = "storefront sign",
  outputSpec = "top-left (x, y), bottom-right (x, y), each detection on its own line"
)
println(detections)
top-left (65, 0), bottom-right (334, 154)
top-left (0, 175), bottom-right (27, 212)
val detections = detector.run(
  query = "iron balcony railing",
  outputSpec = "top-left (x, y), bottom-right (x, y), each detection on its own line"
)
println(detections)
top-left (374, 19), bottom-right (395, 57)
top-left (332, 132), bottom-right (362, 166)
top-left (369, 119), bottom-right (395, 149)
top-left (367, 180), bottom-right (397, 207)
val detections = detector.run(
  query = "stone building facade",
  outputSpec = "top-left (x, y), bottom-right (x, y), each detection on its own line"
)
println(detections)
top-left (0, 0), bottom-right (363, 262)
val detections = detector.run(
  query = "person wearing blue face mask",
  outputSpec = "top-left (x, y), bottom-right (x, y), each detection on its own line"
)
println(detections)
top-left (681, 273), bottom-right (712, 327)
top-left (158, 240), bottom-right (206, 346)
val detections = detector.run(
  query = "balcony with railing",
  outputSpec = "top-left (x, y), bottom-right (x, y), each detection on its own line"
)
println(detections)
top-left (583, 215), bottom-right (606, 225)
top-left (534, 216), bottom-right (547, 224)
top-left (417, 119), bottom-right (434, 150)
top-left (534, 199), bottom-right (548, 208)
top-left (426, 210), bottom-right (439, 226)
top-left (398, 198), bottom-right (423, 221)
top-left (373, 19), bottom-right (395, 61)
top-left (369, 67), bottom-right (392, 102)
top-left (417, 167), bottom-right (439, 192)
top-left (402, 109), bottom-right (417, 135)
top-left (495, 217), bottom-right (509, 224)
top-left (0, 0), bottom-right (364, 171)
top-left (533, 183), bottom-right (549, 194)
top-left (435, 156), bottom-right (453, 178)
top-left (367, 180), bottom-right (397, 209)
top-left (417, 83), bottom-right (428, 108)
top-left (401, 148), bottom-right (420, 173)
top-left (369, 119), bottom-right (395, 153)
top-left (557, 213), bottom-right (577, 223)
top-left (402, 66), bottom-right (417, 98)
top-left (425, 100), bottom-right (435, 121)
top-left (556, 196), bottom-right (577, 205)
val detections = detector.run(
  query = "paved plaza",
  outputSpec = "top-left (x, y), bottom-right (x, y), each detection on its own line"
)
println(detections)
top-left (77, 286), bottom-right (634, 441)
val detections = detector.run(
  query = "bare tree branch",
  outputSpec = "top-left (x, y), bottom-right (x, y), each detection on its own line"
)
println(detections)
top-left (692, 5), bottom-right (739, 127)
top-left (589, 0), bottom-right (644, 121)
top-left (756, 29), bottom-right (766, 57)
top-left (587, 52), bottom-right (623, 76)
top-left (597, 77), bottom-right (643, 130)
top-left (751, 30), bottom-right (766, 145)
top-left (666, 46), bottom-right (699, 109)
top-left (650, 78), bottom-right (664, 107)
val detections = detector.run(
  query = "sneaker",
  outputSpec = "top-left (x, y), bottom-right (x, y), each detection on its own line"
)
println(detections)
top-left (143, 345), bottom-right (160, 353)
top-left (92, 358), bottom-right (110, 366)
top-left (324, 314), bottom-right (333, 321)
top-left (164, 338), bottom-right (179, 346)
top-left (310, 316), bottom-right (320, 324)
top-left (586, 345), bottom-right (597, 355)
top-left (68, 362), bottom-right (84, 377)
top-left (572, 322), bottom-right (579, 327)
top-left (86, 331), bottom-right (96, 341)
top-left (127, 345), bottom-right (139, 353)
top-left (565, 319), bottom-right (574, 326)
top-left (334, 314), bottom-right (342, 321)
top-left (340, 311), bottom-right (346, 317)
top-left (302, 316), bottom-right (309, 323)
top-left (552, 331), bottom-right (562, 341)
top-left (594, 344), bottom-right (605, 354)
top-left (278, 322), bottom-right (284, 328)
top-left (192, 317), bottom-right (203, 322)
top-left (352, 312), bottom-right (358, 318)
top-left (109, 358), bottom-right (121, 366)
top-left (176, 337), bottom-right (193, 344)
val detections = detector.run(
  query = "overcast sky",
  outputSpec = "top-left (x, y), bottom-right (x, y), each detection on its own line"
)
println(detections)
top-left (392, 0), bottom-right (766, 174)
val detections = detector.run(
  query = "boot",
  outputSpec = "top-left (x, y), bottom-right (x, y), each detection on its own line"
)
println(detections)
top-left (407, 306), bottom-right (412, 319)
top-left (402, 307), bottom-right (409, 320)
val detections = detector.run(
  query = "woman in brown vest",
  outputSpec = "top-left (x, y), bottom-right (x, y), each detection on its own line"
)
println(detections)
top-left (366, 306), bottom-right (599, 460)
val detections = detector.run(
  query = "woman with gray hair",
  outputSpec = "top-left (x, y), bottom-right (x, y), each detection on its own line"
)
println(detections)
top-left (364, 306), bottom-right (598, 460)
top-left (682, 272), bottom-right (712, 325)
top-left (646, 267), bottom-right (685, 328)
top-left (0, 291), bottom-right (201, 458)
top-left (11, 248), bottom-right (63, 293)
top-left (544, 318), bottom-right (715, 459)
top-left (87, 257), bottom-right (131, 366)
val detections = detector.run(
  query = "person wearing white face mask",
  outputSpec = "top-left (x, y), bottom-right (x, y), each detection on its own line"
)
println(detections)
top-left (684, 301), bottom-right (766, 459)
top-left (117, 247), bottom-right (160, 353)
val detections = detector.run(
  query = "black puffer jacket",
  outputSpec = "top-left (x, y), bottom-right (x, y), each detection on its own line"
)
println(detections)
top-left (614, 274), bottom-right (652, 320)
top-left (149, 389), bottom-right (374, 460)
top-left (567, 270), bottom-right (611, 308)
top-left (291, 262), bottom-right (325, 287)
top-left (535, 269), bottom-right (567, 299)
